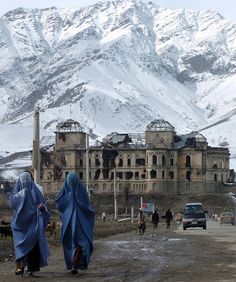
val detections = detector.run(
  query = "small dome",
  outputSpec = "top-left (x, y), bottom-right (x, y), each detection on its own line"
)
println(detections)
top-left (146, 119), bottom-right (175, 132)
top-left (56, 119), bottom-right (84, 132)
top-left (190, 131), bottom-right (207, 142)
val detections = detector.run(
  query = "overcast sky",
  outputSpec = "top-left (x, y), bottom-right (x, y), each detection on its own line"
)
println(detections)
top-left (0, 0), bottom-right (236, 22)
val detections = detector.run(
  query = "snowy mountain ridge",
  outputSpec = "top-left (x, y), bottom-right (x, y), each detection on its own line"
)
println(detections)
top-left (0, 0), bottom-right (236, 167)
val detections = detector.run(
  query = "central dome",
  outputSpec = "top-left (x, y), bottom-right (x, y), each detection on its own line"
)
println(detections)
top-left (56, 119), bottom-right (84, 132)
top-left (146, 119), bottom-right (175, 132)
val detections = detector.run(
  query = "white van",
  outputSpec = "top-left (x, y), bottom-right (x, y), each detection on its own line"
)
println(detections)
top-left (183, 202), bottom-right (207, 230)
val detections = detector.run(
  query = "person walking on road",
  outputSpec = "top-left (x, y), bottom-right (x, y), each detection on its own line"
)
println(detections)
top-left (101, 211), bottom-right (106, 222)
top-left (152, 210), bottom-right (159, 229)
top-left (56, 172), bottom-right (95, 275)
top-left (137, 209), bottom-right (146, 235)
top-left (163, 209), bottom-right (173, 228)
top-left (8, 172), bottom-right (50, 277)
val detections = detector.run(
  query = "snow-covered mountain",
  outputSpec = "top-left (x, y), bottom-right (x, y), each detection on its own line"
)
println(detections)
top-left (0, 0), bottom-right (236, 167)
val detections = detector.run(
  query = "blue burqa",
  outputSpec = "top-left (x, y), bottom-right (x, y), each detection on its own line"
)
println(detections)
top-left (8, 172), bottom-right (50, 267)
top-left (56, 172), bottom-right (95, 270)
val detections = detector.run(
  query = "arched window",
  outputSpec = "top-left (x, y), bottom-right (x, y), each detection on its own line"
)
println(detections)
top-left (214, 174), bottom-right (218, 182)
top-left (162, 155), bottom-right (166, 166)
top-left (95, 158), bottom-right (100, 166)
top-left (185, 155), bottom-right (191, 167)
top-left (126, 171), bottom-right (133, 180)
top-left (152, 155), bottom-right (157, 165)
top-left (150, 170), bottom-right (157, 179)
top-left (169, 171), bottom-right (174, 179)
top-left (162, 170), bottom-right (165, 179)
top-left (118, 158), bottom-right (123, 167)
top-left (186, 171), bottom-right (191, 181)
top-left (213, 164), bottom-right (218, 169)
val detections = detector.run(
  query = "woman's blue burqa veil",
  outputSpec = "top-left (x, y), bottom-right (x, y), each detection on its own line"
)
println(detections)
top-left (56, 172), bottom-right (95, 270)
top-left (8, 172), bottom-right (50, 266)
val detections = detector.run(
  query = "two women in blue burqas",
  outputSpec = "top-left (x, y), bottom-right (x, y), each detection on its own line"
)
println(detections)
top-left (8, 171), bottom-right (50, 276)
top-left (56, 172), bottom-right (95, 273)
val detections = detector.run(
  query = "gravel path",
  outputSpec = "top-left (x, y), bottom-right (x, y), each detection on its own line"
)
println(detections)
top-left (1, 220), bottom-right (236, 281)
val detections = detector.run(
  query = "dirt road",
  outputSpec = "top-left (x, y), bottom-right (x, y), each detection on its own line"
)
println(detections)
top-left (1, 220), bottom-right (236, 281)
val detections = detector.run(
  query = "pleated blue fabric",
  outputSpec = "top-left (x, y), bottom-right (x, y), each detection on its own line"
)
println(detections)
top-left (8, 172), bottom-right (50, 267)
top-left (56, 172), bottom-right (95, 270)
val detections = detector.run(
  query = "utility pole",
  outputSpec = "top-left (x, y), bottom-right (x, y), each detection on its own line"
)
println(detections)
top-left (86, 133), bottom-right (89, 196)
top-left (131, 205), bottom-right (134, 223)
top-left (114, 167), bottom-right (118, 220)
top-left (32, 109), bottom-right (40, 184)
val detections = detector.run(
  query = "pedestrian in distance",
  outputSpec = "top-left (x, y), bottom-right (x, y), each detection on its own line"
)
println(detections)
top-left (8, 171), bottom-right (50, 277)
top-left (47, 221), bottom-right (57, 238)
top-left (101, 211), bottom-right (106, 222)
top-left (152, 209), bottom-right (159, 229)
top-left (137, 209), bottom-right (146, 235)
top-left (56, 172), bottom-right (95, 275)
top-left (163, 209), bottom-right (173, 228)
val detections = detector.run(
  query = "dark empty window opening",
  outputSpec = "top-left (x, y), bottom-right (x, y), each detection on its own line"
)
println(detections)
top-left (141, 173), bottom-right (146, 179)
top-left (186, 171), bottom-right (191, 181)
top-left (95, 159), bottom-right (100, 166)
top-left (135, 171), bottom-right (139, 179)
top-left (127, 159), bottom-right (131, 166)
top-left (80, 159), bottom-right (83, 166)
top-left (152, 155), bottom-right (157, 165)
top-left (162, 155), bottom-right (166, 167)
top-left (170, 158), bottom-right (174, 166)
top-left (103, 159), bottom-right (109, 168)
top-left (136, 158), bottom-right (145, 166)
top-left (94, 169), bottom-right (100, 180)
top-left (117, 172), bottom-right (123, 179)
top-left (169, 171), bottom-right (174, 179)
top-left (110, 159), bottom-right (116, 168)
top-left (162, 170), bottom-right (165, 179)
top-left (213, 164), bottom-right (218, 169)
top-left (58, 132), bottom-right (66, 142)
top-left (214, 173), bottom-right (218, 182)
top-left (150, 170), bottom-right (157, 179)
top-left (126, 171), bottom-right (133, 180)
top-left (118, 158), bottom-right (123, 167)
top-left (186, 155), bottom-right (191, 168)
top-left (89, 159), bottom-right (91, 167)
top-left (102, 169), bottom-right (109, 179)
top-left (79, 172), bottom-right (83, 180)
top-left (110, 171), bottom-right (114, 180)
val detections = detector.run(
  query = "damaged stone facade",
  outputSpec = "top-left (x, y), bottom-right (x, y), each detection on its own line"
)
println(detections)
top-left (40, 119), bottom-right (230, 194)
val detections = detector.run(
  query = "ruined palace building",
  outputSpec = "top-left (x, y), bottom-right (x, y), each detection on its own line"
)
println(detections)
top-left (41, 119), bottom-right (230, 194)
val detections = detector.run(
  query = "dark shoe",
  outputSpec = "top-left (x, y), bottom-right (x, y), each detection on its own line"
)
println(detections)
top-left (70, 269), bottom-right (78, 275)
top-left (15, 268), bottom-right (24, 276)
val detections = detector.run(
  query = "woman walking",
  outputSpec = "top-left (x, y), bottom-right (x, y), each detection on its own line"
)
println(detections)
top-left (8, 172), bottom-right (50, 276)
top-left (56, 172), bottom-right (95, 274)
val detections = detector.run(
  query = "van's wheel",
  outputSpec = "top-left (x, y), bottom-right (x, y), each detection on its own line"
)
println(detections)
top-left (183, 226), bottom-right (186, 230)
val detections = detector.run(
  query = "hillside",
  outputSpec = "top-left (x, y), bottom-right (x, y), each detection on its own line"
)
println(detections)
top-left (0, 0), bottom-right (236, 167)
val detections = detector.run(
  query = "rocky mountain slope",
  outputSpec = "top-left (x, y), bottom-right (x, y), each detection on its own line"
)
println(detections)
top-left (0, 0), bottom-right (236, 165)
